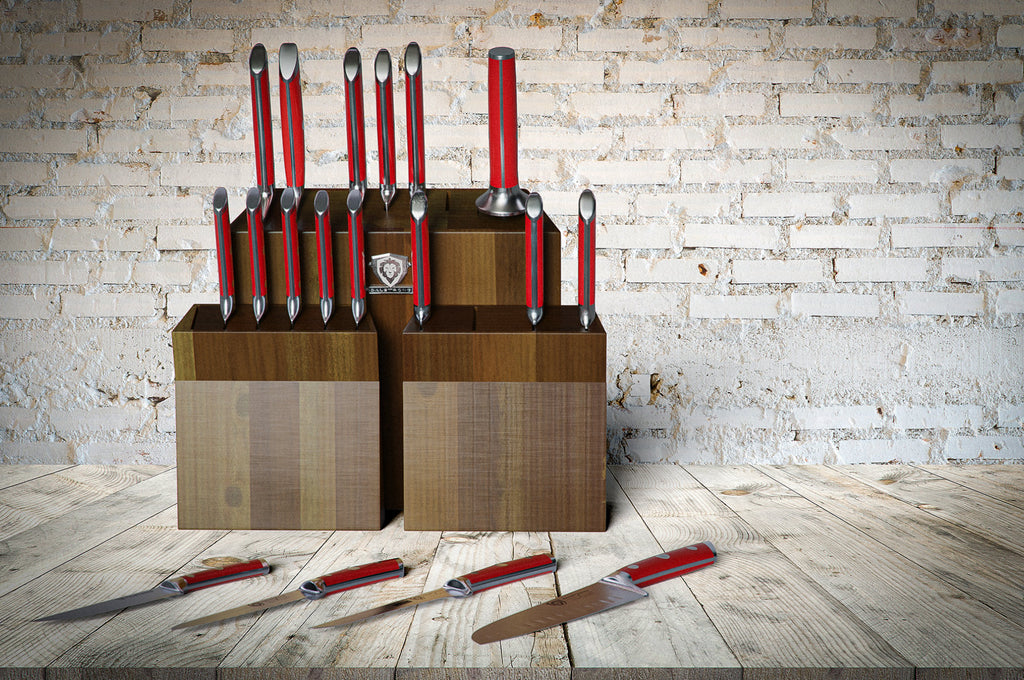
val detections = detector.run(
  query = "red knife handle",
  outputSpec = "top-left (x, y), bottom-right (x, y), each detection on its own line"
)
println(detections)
top-left (525, 192), bottom-right (543, 311)
top-left (245, 187), bottom-right (267, 298)
top-left (446, 554), bottom-right (557, 597)
top-left (279, 43), bottom-right (305, 192)
top-left (487, 47), bottom-right (519, 190)
top-left (375, 50), bottom-right (397, 187)
top-left (617, 542), bottom-right (716, 588)
top-left (578, 190), bottom-right (596, 308)
top-left (299, 558), bottom-right (405, 600)
top-left (347, 188), bottom-right (366, 300)
top-left (344, 48), bottom-right (367, 191)
top-left (165, 558), bottom-right (271, 594)
top-left (281, 187), bottom-right (301, 299)
top-left (410, 191), bottom-right (430, 308)
top-left (213, 187), bottom-right (233, 299)
top-left (314, 190), bottom-right (334, 301)
top-left (249, 44), bottom-right (274, 191)
top-left (405, 42), bottom-right (425, 191)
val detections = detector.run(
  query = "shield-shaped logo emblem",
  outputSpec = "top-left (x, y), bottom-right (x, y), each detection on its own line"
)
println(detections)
top-left (370, 253), bottom-right (409, 288)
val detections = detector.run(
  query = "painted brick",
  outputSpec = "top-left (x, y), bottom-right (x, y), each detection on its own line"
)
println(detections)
top-left (689, 294), bottom-right (781, 319)
top-left (76, 443), bottom-right (176, 465)
top-left (786, 159), bottom-right (879, 183)
top-left (999, 405), bottom-right (1024, 428)
top-left (789, 224), bottom-right (880, 249)
top-left (570, 92), bottom-right (666, 118)
top-left (780, 93), bottom-right (875, 118)
top-left (942, 124), bottom-right (1023, 150)
top-left (168, 293), bottom-right (216, 320)
top-left (892, 224), bottom-right (986, 248)
top-left (894, 27), bottom-right (983, 52)
top-left (996, 290), bottom-right (1024, 314)
top-left (826, 0), bottom-right (917, 18)
top-left (784, 26), bottom-right (876, 49)
top-left (0, 407), bottom-right (38, 430)
top-left (831, 127), bottom-right (926, 150)
top-left (934, 0), bottom-right (1024, 16)
top-left (0, 129), bottom-right (87, 154)
top-left (57, 163), bottom-right (151, 187)
top-left (998, 157), bottom-right (1024, 180)
top-left (110, 197), bottom-right (205, 222)
top-left (674, 93), bottom-right (767, 117)
top-left (359, 24), bottom-right (457, 51)
top-left (599, 223), bottom-right (675, 250)
top-left (98, 130), bottom-right (192, 153)
top-left (732, 259), bottom-right (824, 283)
top-left (620, 60), bottom-right (710, 84)
top-left (249, 27), bottom-right (351, 52)
top-left (827, 59), bottom-right (920, 84)
top-left (743, 192), bottom-right (836, 218)
top-left (684, 224), bottom-right (777, 249)
top-left (575, 160), bottom-right (674, 185)
top-left (791, 293), bottom-right (880, 317)
top-left (726, 125), bottom-right (820, 149)
top-left (85, 64), bottom-right (184, 90)
top-left (100, 261), bottom-right (132, 285)
top-left (952, 190), bottom-right (1024, 216)
top-left (0, 229), bottom-right (46, 252)
top-left (889, 158), bottom-right (989, 184)
top-left (0, 32), bottom-right (20, 57)
top-left (133, 262), bottom-right (193, 286)
top-left (621, 0), bottom-right (711, 17)
top-left (159, 162), bottom-right (251, 188)
top-left (506, 0), bottom-right (600, 15)
top-left (943, 257), bottom-right (1024, 282)
top-left (899, 292), bottom-right (984, 316)
top-left (470, 25), bottom-right (563, 51)
top-left (62, 294), bottom-right (159, 318)
top-left (931, 60), bottom-right (1023, 85)
top-left (680, 159), bottom-right (772, 184)
top-left (0, 261), bottom-right (89, 285)
top-left (848, 193), bottom-right (941, 219)
top-left (142, 28), bottom-right (234, 53)
top-left (597, 290), bottom-right (679, 316)
top-left (0, 295), bottom-right (55, 319)
top-left (50, 227), bottom-right (148, 252)
top-left (894, 405), bottom-right (983, 430)
top-left (81, 0), bottom-right (173, 20)
top-left (194, 63), bottom-right (245, 88)
top-left (302, 0), bottom-right (388, 15)
top-left (944, 435), bottom-right (1024, 460)
top-left (793, 405), bottom-right (883, 430)
top-left (48, 405), bottom-right (149, 434)
top-left (997, 25), bottom-right (1024, 48)
top-left (0, 97), bottom-right (34, 122)
top-left (43, 97), bottom-right (138, 123)
top-left (889, 93), bottom-right (981, 117)
top-left (148, 95), bottom-right (240, 121)
top-left (620, 437), bottom-right (673, 463)
top-left (677, 27), bottom-right (769, 51)
top-left (29, 31), bottom-right (129, 56)
top-left (721, 0), bottom-right (812, 18)
top-left (405, 0), bottom-right (498, 16)
top-left (522, 127), bottom-right (615, 152)
top-left (639, 193), bottom-right (733, 218)
top-left (578, 28), bottom-right (668, 52)
top-left (0, 442), bottom-right (72, 464)
top-left (995, 224), bottom-right (1024, 246)
top-left (624, 126), bottom-right (713, 150)
top-left (680, 407), bottom-right (778, 429)
top-left (995, 92), bottom-right (1024, 118)
top-left (0, 162), bottom-right (49, 186)
top-left (726, 59), bottom-right (815, 84)
top-left (839, 439), bottom-right (930, 463)
top-left (4, 197), bottom-right (96, 221)
top-left (835, 257), bottom-right (929, 282)
top-left (625, 257), bottom-right (719, 283)
top-left (157, 225), bottom-right (214, 251)
top-left (518, 60), bottom-right (605, 85)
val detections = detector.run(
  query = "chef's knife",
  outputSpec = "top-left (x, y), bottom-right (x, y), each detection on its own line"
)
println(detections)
top-left (344, 47), bottom-right (367, 202)
top-left (248, 44), bottom-right (274, 217)
top-left (472, 542), bottom-right (716, 644)
top-left (404, 42), bottom-right (425, 195)
top-left (578, 189), bottom-right (596, 331)
top-left (245, 186), bottom-right (268, 326)
top-left (171, 558), bottom-right (404, 630)
top-left (212, 187), bottom-right (234, 327)
top-left (525, 191), bottom-right (543, 328)
top-left (314, 189), bottom-right (334, 327)
top-left (347, 187), bottom-right (366, 326)
top-left (36, 558), bottom-right (271, 622)
top-left (409, 190), bottom-right (430, 328)
top-left (374, 49), bottom-right (397, 210)
top-left (279, 42), bottom-right (305, 205)
top-left (313, 553), bottom-right (556, 629)
top-left (476, 46), bottom-right (527, 216)
top-left (280, 186), bottom-right (301, 326)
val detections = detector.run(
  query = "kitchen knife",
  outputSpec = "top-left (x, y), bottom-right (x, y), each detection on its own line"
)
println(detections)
top-left (374, 49), bottom-right (397, 210)
top-left (344, 47), bottom-right (367, 202)
top-left (472, 542), bottom-right (716, 644)
top-left (525, 191), bottom-right (543, 328)
top-left (212, 187), bottom-right (234, 327)
top-left (314, 189), bottom-right (334, 327)
top-left (245, 186), bottom-right (268, 326)
top-left (312, 553), bottom-right (556, 629)
top-left (171, 558), bottom-right (404, 630)
top-left (36, 558), bottom-right (271, 622)
top-left (409, 190), bottom-right (430, 328)
top-left (347, 187), bottom-right (366, 326)
top-left (476, 46), bottom-right (527, 217)
top-left (404, 42), bottom-right (425, 195)
top-left (279, 43), bottom-right (305, 205)
top-left (280, 186), bottom-right (301, 326)
top-left (578, 189), bottom-right (596, 331)
top-left (248, 44), bottom-right (274, 217)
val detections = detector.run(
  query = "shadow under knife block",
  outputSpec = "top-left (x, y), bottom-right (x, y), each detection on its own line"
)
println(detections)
top-left (402, 305), bottom-right (606, 532)
top-left (172, 304), bottom-right (381, 530)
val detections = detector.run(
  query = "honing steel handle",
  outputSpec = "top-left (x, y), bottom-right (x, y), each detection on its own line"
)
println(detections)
top-left (314, 190), bottom-right (334, 303)
top-left (298, 558), bottom-right (405, 600)
top-left (344, 47), bottom-right (367, 197)
top-left (525, 192), bottom-right (543, 327)
top-left (245, 187), bottom-right (267, 297)
top-left (445, 554), bottom-right (557, 597)
top-left (410, 190), bottom-right (430, 326)
top-left (213, 187), bottom-right (234, 324)
top-left (615, 542), bottom-right (716, 588)
top-left (279, 43), bottom-right (305, 198)
top-left (249, 44), bottom-right (274, 210)
top-left (165, 558), bottom-right (271, 594)
top-left (347, 187), bottom-right (366, 325)
top-left (375, 49), bottom-right (397, 208)
top-left (280, 187), bottom-right (301, 325)
top-left (404, 42), bottom-right (425, 194)
top-left (487, 46), bottom-right (519, 191)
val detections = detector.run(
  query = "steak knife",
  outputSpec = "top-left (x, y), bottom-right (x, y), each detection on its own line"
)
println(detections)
top-left (279, 42), bottom-right (305, 205)
top-left (245, 186), bottom-right (268, 326)
top-left (212, 187), bottom-right (234, 326)
top-left (374, 49), bottom-right (397, 210)
top-left (314, 189), bottom-right (334, 327)
top-left (578, 189), bottom-right (596, 330)
top-left (410, 190), bottom-right (430, 328)
top-left (344, 47), bottom-right (367, 201)
top-left (280, 186), bottom-right (301, 326)
top-left (249, 44), bottom-right (274, 216)
top-left (347, 187), bottom-right (366, 326)
top-left (525, 191), bottom-right (543, 328)
top-left (404, 42), bottom-right (425, 195)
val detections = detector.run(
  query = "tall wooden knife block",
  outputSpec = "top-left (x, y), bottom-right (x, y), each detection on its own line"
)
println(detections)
top-left (402, 305), bottom-right (607, 532)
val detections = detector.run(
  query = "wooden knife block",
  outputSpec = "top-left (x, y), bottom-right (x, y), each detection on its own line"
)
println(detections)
top-left (172, 304), bottom-right (381, 530)
top-left (402, 305), bottom-right (607, 532)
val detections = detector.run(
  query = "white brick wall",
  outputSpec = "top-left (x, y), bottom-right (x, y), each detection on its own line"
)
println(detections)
top-left (2, 0), bottom-right (1022, 465)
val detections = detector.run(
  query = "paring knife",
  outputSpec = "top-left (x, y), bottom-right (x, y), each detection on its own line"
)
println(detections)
top-left (578, 189), bottom-right (596, 331)
top-left (248, 44), bottom-right (274, 217)
top-left (212, 187), bottom-right (234, 326)
top-left (312, 553), bottom-right (557, 629)
top-left (171, 558), bottom-right (404, 630)
top-left (344, 47), bottom-right (367, 201)
top-left (245, 186), bottom-right (268, 326)
top-left (409, 190), bottom-right (430, 328)
top-left (472, 542), bottom-right (716, 644)
top-left (279, 42), bottom-right (305, 205)
top-left (36, 558), bottom-right (271, 622)
top-left (347, 187), bottom-right (366, 326)
top-left (374, 49), bottom-right (397, 210)
top-left (280, 186), bottom-right (301, 326)
top-left (525, 191), bottom-right (543, 328)
top-left (314, 189), bottom-right (334, 327)
top-left (404, 42), bottom-right (425, 195)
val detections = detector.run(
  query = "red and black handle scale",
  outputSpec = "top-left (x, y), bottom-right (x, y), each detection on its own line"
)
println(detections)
top-left (347, 187), bottom-right (366, 326)
top-left (374, 49), bottom-right (397, 210)
top-left (525, 192), bottom-right (543, 328)
top-left (164, 558), bottom-right (271, 594)
top-left (249, 44), bottom-right (274, 215)
top-left (410, 190), bottom-right (430, 328)
top-left (442, 554), bottom-right (557, 597)
top-left (476, 46), bottom-right (527, 216)
top-left (212, 187), bottom-right (234, 326)
top-left (611, 542), bottom-right (717, 589)
top-left (297, 558), bottom-right (405, 600)
top-left (245, 186), bottom-right (268, 326)
top-left (577, 189), bottom-right (597, 331)
top-left (314, 190), bottom-right (334, 327)
top-left (404, 42), bottom-right (425, 195)
top-left (344, 47), bottom-right (367, 200)
top-left (279, 42), bottom-right (305, 203)
top-left (280, 187), bottom-right (301, 326)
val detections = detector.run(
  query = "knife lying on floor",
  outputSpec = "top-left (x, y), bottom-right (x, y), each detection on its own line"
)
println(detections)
top-left (312, 553), bottom-right (556, 629)
top-left (172, 558), bottom-right (404, 629)
top-left (35, 558), bottom-right (271, 621)
top-left (472, 542), bottom-right (716, 644)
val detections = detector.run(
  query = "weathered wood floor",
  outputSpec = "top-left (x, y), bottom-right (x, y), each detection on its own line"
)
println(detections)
top-left (1, 464), bottom-right (1023, 679)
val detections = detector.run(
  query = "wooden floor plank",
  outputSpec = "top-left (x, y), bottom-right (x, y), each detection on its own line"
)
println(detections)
top-left (0, 465), bottom-right (73, 490)
top-left (914, 464), bottom-right (1024, 510)
top-left (615, 465), bottom-right (913, 676)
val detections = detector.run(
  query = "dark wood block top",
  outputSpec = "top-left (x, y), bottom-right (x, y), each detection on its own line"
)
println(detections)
top-left (404, 304), bottom-right (605, 335)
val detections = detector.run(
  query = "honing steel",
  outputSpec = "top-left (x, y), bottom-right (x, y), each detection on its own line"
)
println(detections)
top-left (314, 189), bottom-right (334, 327)
top-left (410, 190), bottom-right (430, 328)
top-left (404, 42), bottom-right (425, 195)
top-left (472, 543), bottom-right (716, 644)
top-left (35, 558), bottom-right (271, 622)
top-left (280, 186), bottom-right (301, 326)
top-left (171, 558), bottom-right (404, 630)
top-left (245, 186), bottom-right (268, 326)
top-left (344, 47), bottom-right (367, 202)
top-left (279, 42), bottom-right (305, 206)
top-left (374, 49), bottom-right (397, 210)
top-left (578, 189), bottom-right (597, 331)
top-left (476, 46), bottom-right (527, 217)
top-left (248, 44), bottom-right (274, 217)
top-left (525, 191), bottom-right (544, 328)
top-left (212, 187), bottom-right (234, 327)
top-left (347, 187), bottom-right (366, 326)
top-left (312, 553), bottom-right (557, 629)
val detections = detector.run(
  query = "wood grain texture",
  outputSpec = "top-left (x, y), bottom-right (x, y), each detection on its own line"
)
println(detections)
top-left (0, 465), bottom-right (73, 490)
top-left (914, 464), bottom-right (1024, 510)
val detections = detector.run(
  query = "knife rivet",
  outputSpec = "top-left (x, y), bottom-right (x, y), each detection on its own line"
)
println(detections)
top-left (657, 553), bottom-right (671, 558)
top-left (627, 564), bottom-right (639, 569)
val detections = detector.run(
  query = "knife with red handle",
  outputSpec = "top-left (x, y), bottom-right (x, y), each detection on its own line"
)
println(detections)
top-left (171, 558), bottom-right (405, 629)
top-left (248, 44), bottom-right (274, 217)
top-left (344, 47), bottom-right (367, 202)
top-left (212, 187), bottom-right (234, 327)
top-left (347, 187), bottom-right (366, 326)
top-left (281, 186), bottom-right (301, 326)
top-left (410, 190), bottom-right (430, 328)
top-left (476, 46), bottom-right (527, 216)
top-left (473, 543), bottom-right (716, 644)
top-left (279, 43), bottom-right (305, 205)
top-left (36, 558), bottom-right (272, 621)
top-left (578, 189), bottom-right (596, 330)
top-left (314, 189), bottom-right (334, 327)
top-left (404, 42), bottom-right (425, 195)
top-left (525, 192), bottom-right (543, 328)
top-left (374, 49), bottom-right (397, 210)
top-left (245, 186), bottom-right (268, 326)
top-left (313, 553), bottom-right (557, 629)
